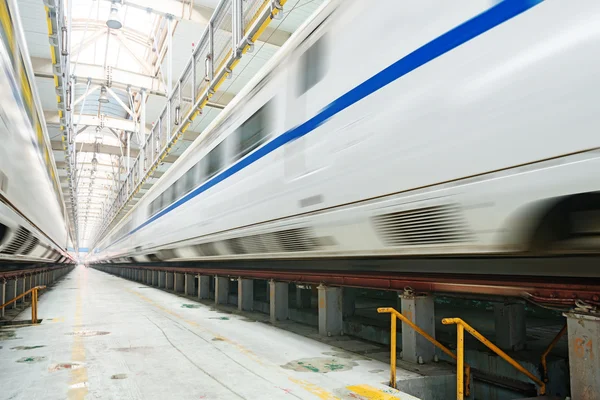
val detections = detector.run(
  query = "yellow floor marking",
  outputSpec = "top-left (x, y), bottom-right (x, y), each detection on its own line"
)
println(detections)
top-left (347, 384), bottom-right (402, 400)
top-left (288, 377), bottom-right (340, 400)
top-left (69, 276), bottom-right (88, 400)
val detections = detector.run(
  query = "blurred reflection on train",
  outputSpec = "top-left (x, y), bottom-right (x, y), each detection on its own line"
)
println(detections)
top-left (0, 0), bottom-right (73, 264)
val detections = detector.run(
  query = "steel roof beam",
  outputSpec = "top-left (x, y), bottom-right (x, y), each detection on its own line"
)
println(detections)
top-left (45, 111), bottom-right (137, 132)
top-left (32, 57), bottom-right (165, 95)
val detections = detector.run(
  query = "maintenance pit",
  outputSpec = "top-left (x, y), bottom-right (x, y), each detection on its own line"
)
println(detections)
top-left (90, 263), bottom-right (600, 400)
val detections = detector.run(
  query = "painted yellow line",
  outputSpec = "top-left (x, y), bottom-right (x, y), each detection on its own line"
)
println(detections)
top-left (347, 384), bottom-right (404, 400)
top-left (288, 377), bottom-right (340, 400)
top-left (69, 275), bottom-right (88, 400)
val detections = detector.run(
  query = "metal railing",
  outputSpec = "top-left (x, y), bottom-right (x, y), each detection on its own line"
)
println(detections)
top-left (540, 324), bottom-right (567, 384)
top-left (0, 285), bottom-right (46, 324)
top-left (442, 317), bottom-right (546, 399)
top-left (94, 0), bottom-right (288, 245)
top-left (43, 0), bottom-right (78, 245)
top-left (377, 307), bottom-right (471, 396)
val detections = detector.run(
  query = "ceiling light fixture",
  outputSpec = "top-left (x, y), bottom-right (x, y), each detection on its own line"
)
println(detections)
top-left (107, 2), bottom-right (123, 30)
top-left (98, 86), bottom-right (110, 104)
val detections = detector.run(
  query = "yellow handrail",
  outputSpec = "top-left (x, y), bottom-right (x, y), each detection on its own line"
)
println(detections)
top-left (0, 285), bottom-right (46, 324)
top-left (442, 317), bottom-right (546, 399)
top-left (541, 324), bottom-right (567, 383)
top-left (377, 307), bottom-right (471, 396)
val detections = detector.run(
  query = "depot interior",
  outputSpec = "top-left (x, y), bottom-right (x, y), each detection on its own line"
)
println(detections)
top-left (0, 1), bottom-right (598, 400)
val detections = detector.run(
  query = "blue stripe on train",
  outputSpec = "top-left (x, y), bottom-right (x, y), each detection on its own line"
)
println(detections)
top-left (103, 0), bottom-right (543, 251)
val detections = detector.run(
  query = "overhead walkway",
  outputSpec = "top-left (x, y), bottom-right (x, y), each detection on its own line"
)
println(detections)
top-left (0, 266), bottom-right (421, 400)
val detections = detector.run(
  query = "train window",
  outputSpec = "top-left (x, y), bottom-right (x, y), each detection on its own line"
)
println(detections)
top-left (193, 159), bottom-right (206, 187)
top-left (167, 185), bottom-right (176, 205)
top-left (175, 177), bottom-right (185, 199)
top-left (183, 166), bottom-right (195, 193)
top-left (206, 142), bottom-right (224, 179)
top-left (298, 35), bottom-right (326, 95)
top-left (159, 192), bottom-right (167, 211)
top-left (235, 101), bottom-right (271, 160)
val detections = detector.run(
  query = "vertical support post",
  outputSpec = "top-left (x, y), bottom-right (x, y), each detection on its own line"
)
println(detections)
top-left (238, 278), bottom-right (253, 311)
top-left (166, 17), bottom-right (173, 140)
top-left (198, 275), bottom-right (210, 299)
top-left (400, 293), bottom-right (435, 363)
top-left (232, 0), bottom-right (243, 55)
top-left (390, 314), bottom-right (397, 388)
top-left (20, 277), bottom-right (26, 305)
top-left (11, 279), bottom-right (17, 309)
top-left (139, 89), bottom-right (146, 177)
top-left (457, 324), bottom-right (464, 400)
top-left (185, 273), bottom-right (195, 296)
top-left (317, 285), bottom-right (342, 336)
top-left (215, 276), bottom-right (229, 305)
top-left (175, 273), bottom-right (184, 293)
top-left (208, 22), bottom-right (214, 82)
top-left (494, 302), bottom-right (526, 351)
top-left (1, 280), bottom-right (5, 318)
top-left (564, 312), bottom-right (600, 400)
top-left (31, 289), bottom-right (38, 324)
top-left (126, 131), bottom-right (131, 194)
top-left (166, 271), bottom-right (174, 290)
top-left (270, 280), bottom-right (288, 324)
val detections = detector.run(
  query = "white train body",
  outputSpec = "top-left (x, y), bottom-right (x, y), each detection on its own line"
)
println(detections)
top-left (91, 0), bottom-right (600, 265)
top-left (0, 1), bottom-right (72, 263)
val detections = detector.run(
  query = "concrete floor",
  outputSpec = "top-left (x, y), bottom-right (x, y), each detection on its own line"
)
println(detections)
top-left (0, 266), bottom-right (421, 400)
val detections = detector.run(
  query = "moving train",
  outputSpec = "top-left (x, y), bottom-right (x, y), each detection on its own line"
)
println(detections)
top-left (90, 0), bottom-right (600, 268)
top-left (0, 0), bottom-right (73, 263)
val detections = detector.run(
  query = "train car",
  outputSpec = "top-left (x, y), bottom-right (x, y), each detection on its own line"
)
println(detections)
top-left (90, 0), bottom-right (600, 268)
top-left (0, 0), bottom-right (73, 264)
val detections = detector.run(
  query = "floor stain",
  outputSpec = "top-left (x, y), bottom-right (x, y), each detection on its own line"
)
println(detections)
top-left (211, 337), bottom-right (224, 341)
top-left (0, 331), bottom-right (18, 341)
top-left (281, 357), bottom-right (358, 373)
top-left (111, 346), bottom-right (153, 353)
top-left (322, 351), bottom-right (368, 361)
top-left (208, 317), bottom-right (229, 320)
top-left (48, 362), bottom-right (84, 372)
top-left (17, 356), bottom-right (47, 363)
top-left (67, 330), bottom-right (110, 337)
top-left (11, 345), bottom-right (46, 350)
top-left (111, 373), bottom-right (128, 379)
top-left (369, 369), bottom-right (384, 373)
top-left (181, 304), bottom-right (201, 309)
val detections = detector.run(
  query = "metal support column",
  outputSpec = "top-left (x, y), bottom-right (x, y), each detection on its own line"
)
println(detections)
top-left (317, 285), bottom-right (342, 336)
top-left (238, 278), bottom-right (253, 311)
top-left (198, 275), bottom-right (210, 299)
top-left (494, 302), bottom-right (526, 351)
top-left (215, 276), bottom-right (229, 305)
top-left (400, 292), bottom-right (435, 363)
top-left (270, 280), bottom-right (288, 324)
top-left (564, 312), bottom-right (600, 399)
